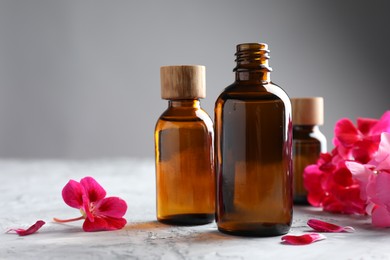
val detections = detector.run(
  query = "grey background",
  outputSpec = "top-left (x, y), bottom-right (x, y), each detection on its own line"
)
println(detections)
top-left (0, 0), bottom-right (389, 159)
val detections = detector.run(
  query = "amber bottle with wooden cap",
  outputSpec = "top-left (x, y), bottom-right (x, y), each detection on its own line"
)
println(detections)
top-left (291, 97), bottom-right (327, 204)
top-left (155, 65), bottom-right (215, 225)
top-left (215, 43), bottom-right (293, 236)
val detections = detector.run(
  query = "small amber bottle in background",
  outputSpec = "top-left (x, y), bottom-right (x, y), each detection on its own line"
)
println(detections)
top-left (215, 43), bottom-right (293, 236)
top-left (155, 65), bottom-right (215, 225)
top-left (291, 97), bottom-right (327, 204)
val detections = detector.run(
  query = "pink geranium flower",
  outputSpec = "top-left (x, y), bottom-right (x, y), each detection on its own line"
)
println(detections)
top-left (304, 111), bottom-right (390, 216)
top-left (303, 149), bottom-right (366, 214)
top-left (347, 132), bottom-right (390, 227)
top-left (334, 111), bottom-right (390, 163)
top-left (54, 177), bottom-right (127, 232)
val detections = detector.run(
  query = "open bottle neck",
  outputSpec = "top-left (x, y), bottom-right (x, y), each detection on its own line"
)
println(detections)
top-left (234, 43), bottom-right (272, 83)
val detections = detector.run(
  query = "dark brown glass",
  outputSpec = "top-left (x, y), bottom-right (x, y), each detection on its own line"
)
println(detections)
top-left (293, 125), bottom-right (326, 204)
top-left (215, 43), bottom-right (292, 236)
top-left (155, 100), bottom-right (215, 225)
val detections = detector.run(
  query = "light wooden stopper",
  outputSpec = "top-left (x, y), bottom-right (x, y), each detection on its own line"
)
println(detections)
top-left (160, 65), bottom-right (206, 100)
top-left (291, 97), bottom-right (324, 125)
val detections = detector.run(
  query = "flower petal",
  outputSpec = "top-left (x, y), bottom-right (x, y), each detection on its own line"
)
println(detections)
top-left (374, 132), bottom-right (390, 171)
top-left (334, 118), bottom-right (360, 147)
top-left (307, 219), bottom-right (355, 233)
top-left (357, 117), bottom-right (379, 136)
top-left (371, 206), bottom-right (390, 227)
top-left (95, 197), bottom-right (128, 218)
top-left (370, 111), bottom-right (390, 135)
top-left (346, 161), bottom-right (373, 201)
top-left (7, 220), bottom-right (45, 236)
top-left (346, 161), bottom-right (372, 183)
top-left (62, 180), bottom-right (85, 209)
top-left (369, 172), bottom-right (390, 207)
top-left (318, 152), bottom-right (336, 172)
top-left (80, 177), bottom-right (106, 203)
top-left (323, 183), bottom-right (366, 215)
top-left (333, 167), bottom-right (353, 187)
top-left (82, 216), bottom-right (127, 232)
top-left (303, 165), bottom-right (325, 207)
top-left (352, 140), bottom-right (380, 164)
top-left (281, 233), bottom-right (326, 245)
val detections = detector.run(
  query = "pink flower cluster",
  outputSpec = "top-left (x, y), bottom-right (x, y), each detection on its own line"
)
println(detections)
top-left (303, 111), bottom-right (390, 227)
top-left (347, 133), bottom-right (390, 227)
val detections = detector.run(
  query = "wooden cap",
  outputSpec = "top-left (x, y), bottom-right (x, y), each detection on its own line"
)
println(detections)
top-left (291, 97), bottom-right (324, 125)
top-left (160, 65), bottom-right (206, 99)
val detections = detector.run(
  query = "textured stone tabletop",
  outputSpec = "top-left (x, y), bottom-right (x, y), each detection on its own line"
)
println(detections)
top-left (1, 159), bottom-right (389, 260)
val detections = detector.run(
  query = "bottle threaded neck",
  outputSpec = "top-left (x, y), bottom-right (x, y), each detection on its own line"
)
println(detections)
top-left (234, 43), bottom-right (272, 72)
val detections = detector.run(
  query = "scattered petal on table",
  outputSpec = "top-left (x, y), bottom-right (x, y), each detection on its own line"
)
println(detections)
top-left (6, 220), bottom-right (46, 236)
top-left (308, 219), bottom-right (355, 233)
top-left (281, 233), bottom-right (326, 245)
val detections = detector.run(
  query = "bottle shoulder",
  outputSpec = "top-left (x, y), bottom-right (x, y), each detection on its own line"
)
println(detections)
top-left (216, 81), bottom-right (289, 102)
top-left (293, 126), bottom-right (327, 142)
top-left (155, 107), bottom-right (213, 130)
top-left (215, 82), bottom-right (291, 115)
top-left (158, 106), bottom-right (211, 119)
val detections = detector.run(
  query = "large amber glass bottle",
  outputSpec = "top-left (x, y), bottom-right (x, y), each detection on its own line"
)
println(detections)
top-left (155, 65), bottom-right (215, 225)
top-left (291, 97), bottom-right (327, 204)
top-left (215, 43), bottom-right (292, 236)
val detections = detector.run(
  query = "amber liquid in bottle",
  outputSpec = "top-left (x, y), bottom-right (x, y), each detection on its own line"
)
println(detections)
top-left (293, 125), bottom-right (326, 204)
top-left (155, 66), bottom-right (215, 225)
top-left (215, 43), bottom-right (293, 236)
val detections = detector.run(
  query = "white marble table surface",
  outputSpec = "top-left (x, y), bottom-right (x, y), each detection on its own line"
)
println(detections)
top-left (1, 159), bottom-right (389, 260)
